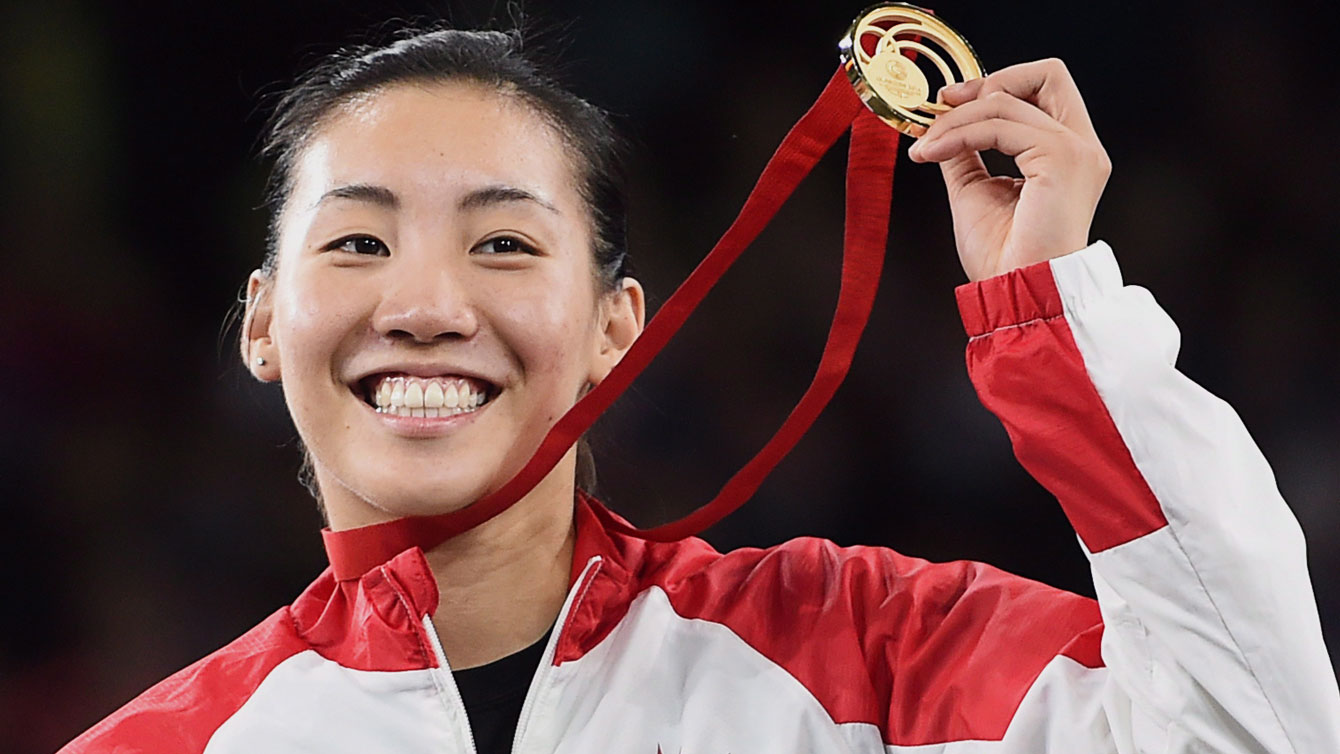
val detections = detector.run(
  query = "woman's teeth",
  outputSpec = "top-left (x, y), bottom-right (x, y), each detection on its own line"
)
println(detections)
top-left (369, 375), bottom-right (490, 418)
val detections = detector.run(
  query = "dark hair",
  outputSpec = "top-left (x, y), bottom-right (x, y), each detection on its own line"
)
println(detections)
top-left (258, 26), bottom-right (631, 497)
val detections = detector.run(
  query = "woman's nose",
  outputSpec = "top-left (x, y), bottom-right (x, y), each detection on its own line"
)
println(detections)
top-left (370, 263), bottom-right (479, 344)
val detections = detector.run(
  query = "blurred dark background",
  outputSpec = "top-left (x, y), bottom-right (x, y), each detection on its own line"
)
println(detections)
top-left (3, 0), bottom-right (1337, 749)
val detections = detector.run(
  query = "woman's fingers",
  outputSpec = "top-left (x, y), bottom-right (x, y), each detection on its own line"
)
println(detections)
top-left (910, 118), bottom-right (1045, 165)
top-left (910, 84), bottom-right (1064, 193)
top-left (938, 58), bottom-right (1096, 137)
top-left (937, 76), bottom-right (985, 106)
top-left (912, 89), bottom-right (1063, 160)
top-left (935, 150), bottom-right (990, 194)
top-left (909, 83), bottom-right (1105, 189)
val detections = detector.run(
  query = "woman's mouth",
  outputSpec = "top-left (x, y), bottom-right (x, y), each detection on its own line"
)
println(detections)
top-left (358, 374), bottom-right (495, 418)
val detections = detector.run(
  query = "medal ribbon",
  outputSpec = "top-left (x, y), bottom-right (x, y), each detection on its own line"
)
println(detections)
top-left (325, 67), bottom-right (901, 579)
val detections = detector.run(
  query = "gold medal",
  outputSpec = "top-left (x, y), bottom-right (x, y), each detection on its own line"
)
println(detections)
top-left (839, 3), bottom-right (984, 137)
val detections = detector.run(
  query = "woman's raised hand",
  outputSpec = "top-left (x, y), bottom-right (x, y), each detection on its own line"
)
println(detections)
top-left (907, 59), bottom-right (1111, 282)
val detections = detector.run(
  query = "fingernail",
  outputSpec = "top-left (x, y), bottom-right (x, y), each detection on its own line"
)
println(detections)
top-left (939, 82), bottom-right (965, 99)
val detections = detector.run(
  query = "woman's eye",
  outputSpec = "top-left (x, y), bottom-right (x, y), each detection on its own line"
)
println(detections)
top-left (328, 236), bottom-right (389, 256)
top-left (474, 236), bottom-right (537, 255)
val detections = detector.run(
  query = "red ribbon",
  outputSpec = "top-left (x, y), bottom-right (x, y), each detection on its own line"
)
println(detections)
top-left (324, 67), bottom-right (901, 580)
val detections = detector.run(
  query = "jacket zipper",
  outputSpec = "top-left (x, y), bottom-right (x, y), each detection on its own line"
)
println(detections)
top-left (419, 555), bottom-right (603, 754)
top-left (422, 613), bottom-right (480, 754)
top-left (511, 555), bottom-right (604, 754)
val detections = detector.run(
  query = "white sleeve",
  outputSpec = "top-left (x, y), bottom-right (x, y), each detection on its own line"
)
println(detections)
top-left (956, 241), bottom-right (1340, 753)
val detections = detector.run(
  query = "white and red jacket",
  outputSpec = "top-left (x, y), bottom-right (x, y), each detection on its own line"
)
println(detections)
top-left (62, 243), bottom-right (1340, 752)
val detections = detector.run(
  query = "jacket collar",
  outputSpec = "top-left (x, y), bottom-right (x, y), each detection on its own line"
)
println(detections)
top-left (321, 491), bottom-right (636, 590)
top-left (290, 546), bottom-right (443, 672)
top-left (306, 492), bottom-right (716, 669)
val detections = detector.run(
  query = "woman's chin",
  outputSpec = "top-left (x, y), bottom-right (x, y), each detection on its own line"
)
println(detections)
top-left (367, 483), bottom-right (490, 519)
top-left (332, 472), bottom-right (495, 523)
top-left (381, 496), bottom-right (480, 519)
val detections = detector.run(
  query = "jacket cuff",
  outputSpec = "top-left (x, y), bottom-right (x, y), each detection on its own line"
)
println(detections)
top-left (955, 242), bottom-right (1119, 338)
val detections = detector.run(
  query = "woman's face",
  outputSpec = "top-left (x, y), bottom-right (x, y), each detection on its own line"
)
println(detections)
top-left (244, 82), bottom-right (642, 527)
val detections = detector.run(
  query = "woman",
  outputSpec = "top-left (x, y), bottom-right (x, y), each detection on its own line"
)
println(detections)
top-left (61, 25), bottom-right (1339, 753)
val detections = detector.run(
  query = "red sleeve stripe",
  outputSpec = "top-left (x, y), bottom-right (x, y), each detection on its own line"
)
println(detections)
top-left (955, 258), bottom-right (1168, 554)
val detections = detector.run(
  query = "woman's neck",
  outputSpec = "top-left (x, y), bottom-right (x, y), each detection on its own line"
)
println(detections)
top-left (422, 478), bottom-right (577, 669)
top-left (317, 453), bottom-right (581, 669)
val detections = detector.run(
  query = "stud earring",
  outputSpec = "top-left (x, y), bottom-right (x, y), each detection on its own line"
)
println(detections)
top-left (256, 357), bottom-right (267, 366)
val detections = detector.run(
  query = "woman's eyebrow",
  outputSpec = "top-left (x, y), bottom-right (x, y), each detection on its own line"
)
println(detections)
top-left (311, 183), bottom-right (558, 215)
top-left (459, 184), bottom-right (560, 215)
top-left (312, 183), bottom-right (398, 210)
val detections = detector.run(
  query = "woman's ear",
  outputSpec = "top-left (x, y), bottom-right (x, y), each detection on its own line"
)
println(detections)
top-left (588, 277), bottom-right (646, 386)
top-left (241, 270), bottom-right (281, 382)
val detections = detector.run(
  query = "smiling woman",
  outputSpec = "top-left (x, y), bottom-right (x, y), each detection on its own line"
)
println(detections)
top-left (249, 31), bottom-right (638, 525)
top-left (245, 79), bottom-right (644, 533)
top-left (58, 20), bottom-right (1340, 754)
